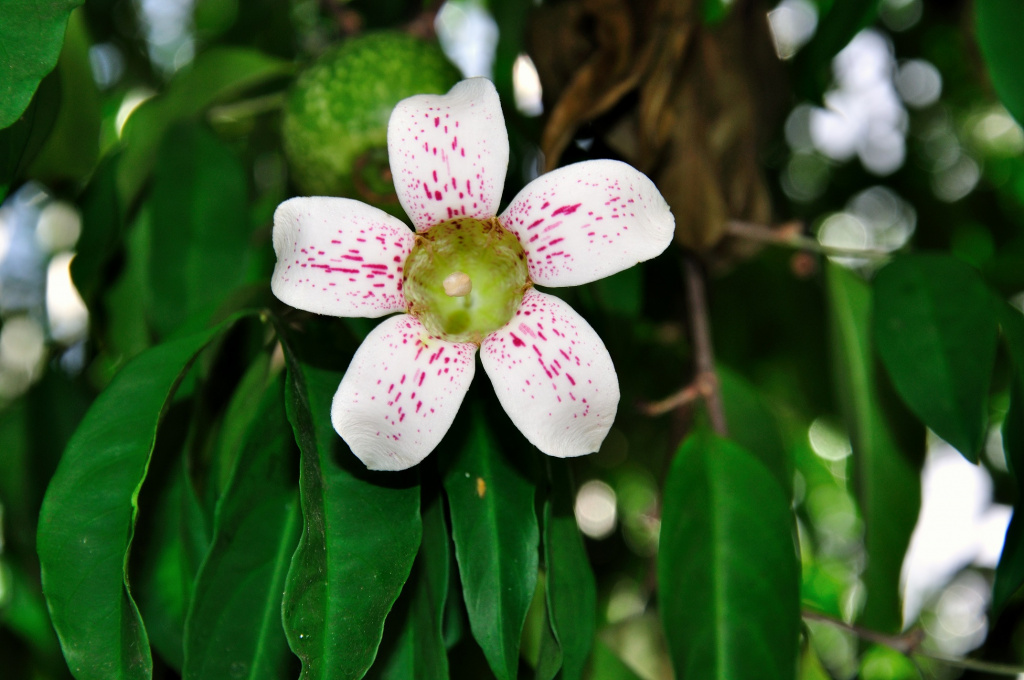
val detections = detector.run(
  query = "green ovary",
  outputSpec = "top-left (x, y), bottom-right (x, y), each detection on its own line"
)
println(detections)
top-left (403, 217), bottom-right (530, 343)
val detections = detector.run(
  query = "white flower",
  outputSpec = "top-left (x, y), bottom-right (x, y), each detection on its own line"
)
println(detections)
top-left (271, 78), bottom-right (674, 471)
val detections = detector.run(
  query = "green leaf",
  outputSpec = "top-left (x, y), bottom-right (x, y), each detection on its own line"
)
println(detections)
top-left (993, 304), bottom-right (1024, 613)
top-left (997, 302), bottom-right (1024, 481)
top-left (0, 69), bottom-right (60, 200)
top-left (71, 154), bottom-right (124, 305)
top-left (148, 123), bottom-right (251, 337)
top-left (993, 493), bottom-right (1024, 615)
top-left (828, 263), bottom-right (924, 632)
top-left (443, 409), bottom-right (539, 680)
top-left (25, 9), bottom-right (100, 184)
top-left (718, 365), bottom-right (792, 495)
top-left (281, 348), bottom-right (421, 680)
top-left (658, 428), bottom-right (800, 680)
top-left (534, 600), bottom-right (561, 680)
top-left (366, 486), bottom-right (450, 680)
top-left (0, 0), bottom-right (82, 129)
top-left (874, 254), bottom-right (998, 461)
top-left (589, 640), bottom-right (645, 680)
top-left (132, 459), bottom-right (198, 672)
top-left (0, 560), bottom-right (65, 672)
top-left (183, 376), bottom-right (301, 680)
top-left (37, 315), bottom-right (249, 680)
top-left (977, 0), bottom-right (1024, 126)
top-left (541, 461), bottom-right (596, 680)
top-left (117, 47), bottom-right (292, 210)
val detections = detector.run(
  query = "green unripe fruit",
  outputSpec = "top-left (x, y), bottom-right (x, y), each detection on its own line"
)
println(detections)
top-left (403, 217), bottom-right (531, 344)
top-left (282, 32), bottom-right (461, 214)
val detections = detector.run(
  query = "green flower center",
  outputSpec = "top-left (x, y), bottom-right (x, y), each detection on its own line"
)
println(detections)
top-left (403, 217), bottom-right (530, 343)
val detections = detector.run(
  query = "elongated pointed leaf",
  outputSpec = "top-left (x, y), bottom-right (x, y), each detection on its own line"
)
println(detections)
top-left (132, 460), bottom-right (198, 672)
top-left (183, 377), bottom-right (300, 679)
top-left (541, 461), bottom-right (596, 680)
top-left (367, 486), bottom-right (450, 680)
top-left (589, 641), bottom-right (645, 680)
top-left (281, 347), bottom-right (421, 680)
top-left (0, 0), bottom-right (82, 129)
top-left (874, 254), bottom-right (997, 461)
top-left (149, 123), bottom-right (251, 337)
top-left (444, 410), bottom-right (539, 680)
top-left (71, 154), bottom-right (124, 305)
top-left (37, 316), bottom-right (248, 680)
top-left (117, 48), bottom-right (292, 209)
top-left (829, 264), bottom-right (923, 631)
top-left (993, 304), bottom-right (1024, 613)
top-left (658, 429), bottom-right (800, 680)
top-left (977, 0), bottom-right (1024, 126)
top-left (718, 366), bottom-right (791, 495)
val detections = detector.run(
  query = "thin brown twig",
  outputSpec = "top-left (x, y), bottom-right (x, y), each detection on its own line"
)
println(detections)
top-left (802, 609), bottom-right (924, 655)
top-left (803, 609), bottom-right (1024, 676)
top-left (682, 254), bottom-right (727, 436)
top-left (638, 372), bottom-right (716, 416)
top-left (726, 219), bottom-right (893, 261)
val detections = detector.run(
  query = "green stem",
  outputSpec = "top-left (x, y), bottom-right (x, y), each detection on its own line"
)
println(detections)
top-left (207, 92), bottom-right (287, 124)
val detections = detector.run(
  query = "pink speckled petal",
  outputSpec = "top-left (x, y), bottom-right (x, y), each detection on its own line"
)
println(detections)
top-left (481, 290), bottom-right (619, 458)
top-left (387, 78), bottom-right (509, 232)
top-left (271, 197), bottom-right (413, 318)
top-left (332, 314), bottom-right (477, 471)
top-left (499, 160), bottom-right (674, 286)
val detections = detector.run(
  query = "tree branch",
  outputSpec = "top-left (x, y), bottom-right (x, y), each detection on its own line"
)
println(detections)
top-left (726, 219), bottom-right (893, 261)
top-left (682, 254), bottom-right (727, 436)
top-left (803, 609), bottom-right (1024, 676)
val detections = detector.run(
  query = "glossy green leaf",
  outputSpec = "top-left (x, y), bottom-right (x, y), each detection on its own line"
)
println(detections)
top-left (541, 461), bottom-right (596, 680)
top-left (132, 461), bottom-right (196, 672)
top-left (0, 0), bottom-right (82, 129)
top-left (25, 9), bottom-right (100, 184)
top-left (184, 376), bottom-right (300, 679)
top-left (366, 486), bottom-right (450, 680)
top-left (534, 600), bottom-right (561, 680)
top-left (212, 352), bottom-right (277, 498)
top-left (874, 254), bottom-right (997, 461)
top-left (149, 123), bottom-right (250, 337)
top-left (444, 409), bottom-right (539, 680)
top-left (658, 428), bottom-right (800, 680)
top-left (998, 302), bottom-right (1024, 480)
top-left (101, 205), bottom-right (154, 367)
top-left (71, 154), bottom-right (123, 305)
top-left (589, 640), bottom-right (645, 680)
top-left (993, 474), bottom-right (1024, 613)
top-left (718, 365), bottom-right (791, 495)
top-left (828, 263), bottom-right (923, 631)
top-left (0, 560), bottom-right (65, 674)
top-left (281, 348), bottom-right (421, 680)
top-left (0, 69), bottom-right (60, 201)
top-left (117, 47), bottom-right (292, 210)
top-left (977, 0), bottom-right (1024, 126)
top-left (37, 316), bottom-right (247, 680)
top-left (993, 304), bottom-right (1024, 613)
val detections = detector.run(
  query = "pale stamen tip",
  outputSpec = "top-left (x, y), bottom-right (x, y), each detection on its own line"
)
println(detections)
top-left (443, 271), bottom-right (473, 297)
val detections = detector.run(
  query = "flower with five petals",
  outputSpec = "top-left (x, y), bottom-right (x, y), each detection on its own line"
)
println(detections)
top-left (271, 78), bottom-right (674, 470)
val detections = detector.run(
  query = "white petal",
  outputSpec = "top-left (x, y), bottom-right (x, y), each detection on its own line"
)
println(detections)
top-left (499, 160), bottom-right (674, 286)
top-left (387, 78), bottom-right (509, 231)
top-left (481, 290), bottom-right (618, 457)
top-left (332, 314), bottom-right (477, 470)
top-left (271, 197), bottom-right (413, 317)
